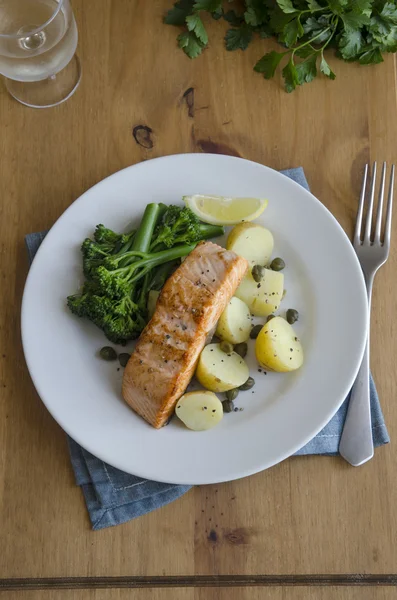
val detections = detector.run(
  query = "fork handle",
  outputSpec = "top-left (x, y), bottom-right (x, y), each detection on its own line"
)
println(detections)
top-left (339, 273), bottom-right (374, 466)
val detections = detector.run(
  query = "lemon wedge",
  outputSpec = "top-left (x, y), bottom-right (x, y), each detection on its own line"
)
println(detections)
top-left (183, 194), bottom-right (268, 226)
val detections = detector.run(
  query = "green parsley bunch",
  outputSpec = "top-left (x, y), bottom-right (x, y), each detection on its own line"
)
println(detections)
top-left (165, 0), bottom-right (397, 91)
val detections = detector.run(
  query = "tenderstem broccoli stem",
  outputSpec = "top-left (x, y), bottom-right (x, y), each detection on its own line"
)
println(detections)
top-left (117, 203), bottom-right (161, 269)
top-left (110, 244), bottom-right (197, 285)
top-left (131, 203), bottom-right (161, 253)
top-left (156, 203), bottom-right (168, 225)
top-left (138, 272), bottom-right (150, 311)
top-left (198, 224), bottom-right (224, 239)
top-left (129, 244), bottom-right (196, 284)
top-left (116, 231), bottom-right (136, 255)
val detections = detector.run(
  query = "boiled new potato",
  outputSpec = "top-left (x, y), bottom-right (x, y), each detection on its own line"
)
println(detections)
top-left (216, 297), bottom-right (251, 344)
top-left (176, 391), bottom-right (223, 431)
top-left (196, 343), bottom-right (250, 392)
top-left (235, 268), bottom-right (284, 317)
top-left (227, 223), bottom-right (274, 266)
top-left (147, 290), bottom-right (160, 319)
top-left (255, 316), bottom-right (304, 372)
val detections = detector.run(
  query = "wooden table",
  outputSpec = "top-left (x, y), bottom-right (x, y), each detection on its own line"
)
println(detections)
top-left (1, 1), bottom-right (397, 597)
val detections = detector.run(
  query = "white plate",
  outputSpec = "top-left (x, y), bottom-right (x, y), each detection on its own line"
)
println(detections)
top-left (22, 154), bottom-right (368, 485)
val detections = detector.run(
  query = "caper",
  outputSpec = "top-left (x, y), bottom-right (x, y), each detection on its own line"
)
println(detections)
top-left (220, 340), bottom-right (234, 354)
top-left (250, 324), bottom-right (262, 339)
top-left (234, 342), bottom-right (248, 358)
top-left (225, 388), bottom-right (239, 402)
top-left (266, 314), bottom-right (276, 323)
top-left (251, 264), bottom-right (264, 283)
top-left (270, 257), bottom-right (285, 271)
top-left (240, 376), bottom-right (255, 391)
top-left (286, 308), bottom-right (299, 324)
top-left (222, 400), bottom-right (235, 413)
top-left (99, 346), bottom-right (117, 361)
top-left (119, 353), bottom-right (131, 367)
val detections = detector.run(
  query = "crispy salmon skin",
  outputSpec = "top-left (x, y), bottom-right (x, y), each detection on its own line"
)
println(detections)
top-left (122, 241), bottom-right (248, 428)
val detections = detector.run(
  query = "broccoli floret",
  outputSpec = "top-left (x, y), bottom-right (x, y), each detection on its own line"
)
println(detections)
top-left (112, 295), bottom-right (138, 317)
top-left (94, 224), bottom-right (120, 245)
top-left (68, 290), bottom-right (144, 344)
top-left (67, 292), bottom-right (91, 318)
top-left (99, 296), bottom-right (146, 344)
top-left (67, 289), bottom-right (112, 320)
top-left (93, 224), bottom-right (136, 255)
top-left (102, 312), bottom-right (144, 345)
top-left (151, 206), bottom-right (224, 251)
top-left (151, 206), bottom-right (198, 250)
top-left (82, 237), bottom-right (108, 257)
top-left (93, 265), bottom-right (133, 299)
top-left (81, 238), bottom-right (112, 278)
top-left (85, 295), bottom-right (114, 323)
top-left (93, 224), bottom-right (123, 253)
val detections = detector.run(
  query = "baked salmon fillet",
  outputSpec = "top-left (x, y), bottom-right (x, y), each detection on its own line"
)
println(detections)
top-left (122, 241), bottom-right (248, 428)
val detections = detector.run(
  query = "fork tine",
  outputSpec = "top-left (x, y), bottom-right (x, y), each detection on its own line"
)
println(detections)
top-left (364, 162), bottom-right (377, 242)
top-left (374, 162), bottom-right (386, 244)
top-left (355, 164), bottom-right (368, 244)
top-left (384, 164), bottom-right (395, 247)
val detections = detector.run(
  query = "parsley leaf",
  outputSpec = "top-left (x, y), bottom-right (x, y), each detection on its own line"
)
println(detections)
top-left (254, 50), bottom-right (286, 77)
top-left (245, 6), bottom-right (261, 24)
top-left (178, 31), bottom-right (205, 57)
top-left (282, 58), bottom-right (299, 91)
top-left (369, 11), bottom-right (397, 50)
top-left (339, 28), bottom-right (363, 58)
top-left (342, 11), bottom-right (370, 29)
top-left (276, 0), bottom-right (299, 13)
top-left (225, 25), bottom-right (253, 50)
top-left (328, 0), bottom-right (349, 14)
top-left (281, 16), bottom-right (304, 45)
top-left (223, 10), bottom-right (244, 26)
top-left (303, 15), bottom-right (333, 41)
top-left (244, 0), bottom-right (269, 25)
top-left (186, 13), bottom-right (208, 44)
top-left (348, 0), bottom-right (373, 17)
top-left (295, 43), bottom-right (316, 57)
top-left (320, 53), bottom-right (336, 77)
top-left (212, 8), bottom-right (223, 19)
top-left (271, 9), bottom-right (299, 33)
top-left (295, 53), bottom-right (318, 83)
top-left (359, 46), bottom-right (384, 62)
top-left (380, 2), bottom-right (397, 23)
top-left (164, 0), bottom-right (195, 25)
top-left (307, 0), bottom-right (323, 9)
top-left (257, 24), bottom-right (273, 37)
top-left (193, 0), bottom-right (222, 11)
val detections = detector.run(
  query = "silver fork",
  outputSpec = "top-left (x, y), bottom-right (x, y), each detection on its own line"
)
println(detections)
top-left (339, 162), bottom-right (395, 467)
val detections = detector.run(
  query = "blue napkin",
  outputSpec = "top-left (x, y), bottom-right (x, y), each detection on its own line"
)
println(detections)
top-left (25, 167), bottom-right (389, 530)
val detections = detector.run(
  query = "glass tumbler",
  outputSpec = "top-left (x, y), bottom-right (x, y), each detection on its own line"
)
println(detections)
top-left (0, 0), bottom-right (81, 108)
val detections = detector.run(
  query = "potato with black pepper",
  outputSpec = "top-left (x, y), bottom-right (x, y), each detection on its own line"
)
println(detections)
top-left (196, 343), bottom-right (250, 392)
top-left (235, 268), bottom-right (284, 317)
top-left (255, 317), bottom-right (304, 372)
top-left (176, 391), bottom-right (223, 431)
top-left (226, 222), bottom-right (274, 266)
top-left (216, 297), bottom-right (251, 344)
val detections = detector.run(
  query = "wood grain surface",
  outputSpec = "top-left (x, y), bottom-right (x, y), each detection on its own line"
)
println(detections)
top-left (2, 589), bottom-right (397, 600)
top-left (1, 0), bottom-right (397, 584)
